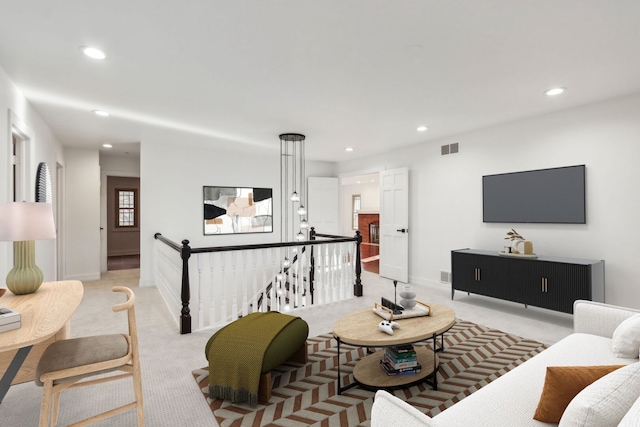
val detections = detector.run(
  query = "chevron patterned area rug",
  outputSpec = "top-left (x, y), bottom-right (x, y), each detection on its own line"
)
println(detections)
top-left (192, 320), bottom-right (547, 426)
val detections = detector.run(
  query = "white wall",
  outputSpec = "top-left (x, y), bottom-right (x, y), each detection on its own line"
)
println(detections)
top-left (64, 147), bottom-right (101, 280)
top-left (139, 139), bottom-right (334, 286)
top-left (336, 93), bottom-right (640, 309)
top-left (100, 152), bottom-right (140, 175)
top-left (0, 65), bottom-right (62, 283)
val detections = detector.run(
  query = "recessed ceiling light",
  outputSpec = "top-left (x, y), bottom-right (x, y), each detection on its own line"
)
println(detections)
top-left (345, 147), bottom-right (354, 152)
top-left (92, 110), bottom-right (110, 117)
top-left (80, 46), bottom-right (107, 60)
top-left (102, 143), bottom-right (113, 148)
top-left (545, 87), bottom-right (566, 96)
top-left (417, 125), bottom-right (428, 132)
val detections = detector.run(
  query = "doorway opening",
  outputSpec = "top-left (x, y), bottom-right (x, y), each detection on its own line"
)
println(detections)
top-left (106, 176), bottom-right (140, 271)
top-left (340, 172), bottom-right (380, 274)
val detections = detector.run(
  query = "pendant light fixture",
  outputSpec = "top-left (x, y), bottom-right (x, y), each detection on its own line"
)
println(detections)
top-left (280, 133), bottom-right (308, 242)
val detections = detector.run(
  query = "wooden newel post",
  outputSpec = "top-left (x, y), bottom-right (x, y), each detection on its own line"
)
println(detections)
top-left (180, 239), bottom-right (192, 334)
top-left (309, 227), bottom-right (316, 304)
top-left (354, 230), bottom-right (363, 296)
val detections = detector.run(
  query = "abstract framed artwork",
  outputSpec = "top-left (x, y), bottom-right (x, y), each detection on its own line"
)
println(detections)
top-left (203, 186), bottom-right (273, 235)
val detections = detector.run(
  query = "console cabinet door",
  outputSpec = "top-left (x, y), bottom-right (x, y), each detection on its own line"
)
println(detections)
top-left (452, 252), bottom-right (509, 299)
top-left (511, 260), bottom-right (590, 313)
top-left (451, 252), bottom-right (476, 293)
top-left (475, 255), bottom-right (509, 299)
top-left (543, 262), bottom-right (590, 313)
top-left (506, 259), bottom-right (530, 304)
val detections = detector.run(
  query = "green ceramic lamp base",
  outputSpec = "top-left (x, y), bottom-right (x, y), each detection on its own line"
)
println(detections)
top-left (5, 240), bottom-right (44, 295)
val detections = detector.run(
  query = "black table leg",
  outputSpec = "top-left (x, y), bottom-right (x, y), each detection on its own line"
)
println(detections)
top-left (0, 346), bottom-right (32, 403)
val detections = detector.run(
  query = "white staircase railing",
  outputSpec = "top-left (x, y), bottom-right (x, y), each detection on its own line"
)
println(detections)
top-left (154, 229), bottom-right (363, 333)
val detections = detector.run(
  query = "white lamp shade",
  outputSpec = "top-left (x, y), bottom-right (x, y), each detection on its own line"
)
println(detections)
top-left (0, 202), bottom-right (56, 241)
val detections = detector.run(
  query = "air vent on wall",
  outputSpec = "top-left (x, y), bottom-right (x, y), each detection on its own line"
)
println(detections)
top-left (440, 271), bottom-right (451, 283)
top-left (441, 143), bottom-right (459, 156)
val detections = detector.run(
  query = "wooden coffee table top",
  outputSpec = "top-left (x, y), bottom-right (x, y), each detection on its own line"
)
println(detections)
top-left (332, 303), bottom-right (456, 346)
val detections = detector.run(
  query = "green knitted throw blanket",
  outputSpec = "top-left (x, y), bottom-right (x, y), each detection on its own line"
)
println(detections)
top-left (208, 312), bottom-right (297, 406)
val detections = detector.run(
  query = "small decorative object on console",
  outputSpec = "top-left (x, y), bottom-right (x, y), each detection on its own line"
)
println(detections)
top-left (504, 228), bottom-right (525, 252)
top-left (503, 228), bottom-right (535, 256)
top-left (378, 320), bottom-right (400, 335)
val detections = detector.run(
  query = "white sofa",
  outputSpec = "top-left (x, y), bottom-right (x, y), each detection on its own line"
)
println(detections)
top-left (371, 300), bottom-right (640, 427)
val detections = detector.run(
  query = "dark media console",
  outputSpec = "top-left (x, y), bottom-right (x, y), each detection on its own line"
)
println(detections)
top-left (451, 249), bottom-right (604, 314)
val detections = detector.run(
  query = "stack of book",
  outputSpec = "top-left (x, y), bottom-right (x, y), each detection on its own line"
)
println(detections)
top-left (0, 306), bottom-right (21, 333)
top-left (380, 344), bottom-right (421, 375)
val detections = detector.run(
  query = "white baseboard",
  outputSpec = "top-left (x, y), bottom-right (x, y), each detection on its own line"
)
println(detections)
top-left (408, 275), bottom-right (450, 290)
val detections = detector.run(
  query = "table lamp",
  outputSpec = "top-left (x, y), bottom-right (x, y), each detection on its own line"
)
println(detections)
top-left (0, 202), bottom-right (56, 295)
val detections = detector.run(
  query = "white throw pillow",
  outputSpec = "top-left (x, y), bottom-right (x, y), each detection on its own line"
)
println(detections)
top-left (559, 362), bottom-right (640, 427)
top-left (612, 313), bottom-right (640, 358)
top-left (618, 395), bottom-right (640, 427)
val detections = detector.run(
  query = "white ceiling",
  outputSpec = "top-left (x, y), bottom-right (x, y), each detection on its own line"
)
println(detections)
top-left (1, 1), bottom-right (639, 162)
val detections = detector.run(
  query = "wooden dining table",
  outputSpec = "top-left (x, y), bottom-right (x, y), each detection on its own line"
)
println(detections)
top-left (0, 280), bottom-right (83, 402)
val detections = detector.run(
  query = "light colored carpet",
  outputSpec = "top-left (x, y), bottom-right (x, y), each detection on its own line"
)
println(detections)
top-left (0, 269), bottom-right (572, 426)
top-left (1, 269), bottom-right (218, 426)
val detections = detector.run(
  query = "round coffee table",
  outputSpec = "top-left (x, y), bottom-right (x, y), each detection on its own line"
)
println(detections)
top-left (332, 303), bottom-right (456, 393)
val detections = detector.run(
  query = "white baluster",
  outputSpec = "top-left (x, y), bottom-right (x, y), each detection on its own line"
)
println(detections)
top-left (296, 247), bottom-right (302, 308)
top-left (341, 242), bottom-right (348, 300)
top-left (293, 246), bottom-right (299, 309)
top-left (220, 252), bottom-right (227, 325)
top-left (348, 242), bottom-right (355, 299)
top-left (242, 250), bottom-right (250, 316)
top-left (331, 243), bottom-right (338, 302)
top-left (231, 251), bottom-right (238, 321)
top-left (335, 243), bottom-right (342, 301)
top-left (278, 246), bottom-right (285, 312)
top-left (259, 249), bottom-right (266, 312)
top-left (324, 244), bottom-right (331, 303)
top-left (302, 246), bottom-right (307, 306)
top-left (317, 245), bottom-right (326, 305)
top-left (197, 254), bottom-right (204, 330)
top-left (270, 247), bottom-right (278, 312)
top-left (209, 252), bottom-right (216, 328)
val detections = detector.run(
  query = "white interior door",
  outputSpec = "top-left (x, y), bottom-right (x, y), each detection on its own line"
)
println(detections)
top-left (379, 167), bottom-right (409, 282)
top-left (307, 177), bottom-right (340, 235)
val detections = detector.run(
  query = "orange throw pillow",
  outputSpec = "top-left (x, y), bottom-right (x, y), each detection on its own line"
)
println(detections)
top-left (533, 365), bottom-right (625, 423)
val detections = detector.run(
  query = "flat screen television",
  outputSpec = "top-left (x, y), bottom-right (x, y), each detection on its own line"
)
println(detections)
top-left (483, 165), bottom-right (586, 224)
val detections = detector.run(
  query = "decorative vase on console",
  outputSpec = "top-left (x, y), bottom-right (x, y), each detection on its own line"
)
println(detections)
top-left (399, 285), bottom-right (417, 309)
top-left (511, 238), bottom-right (525, 254)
